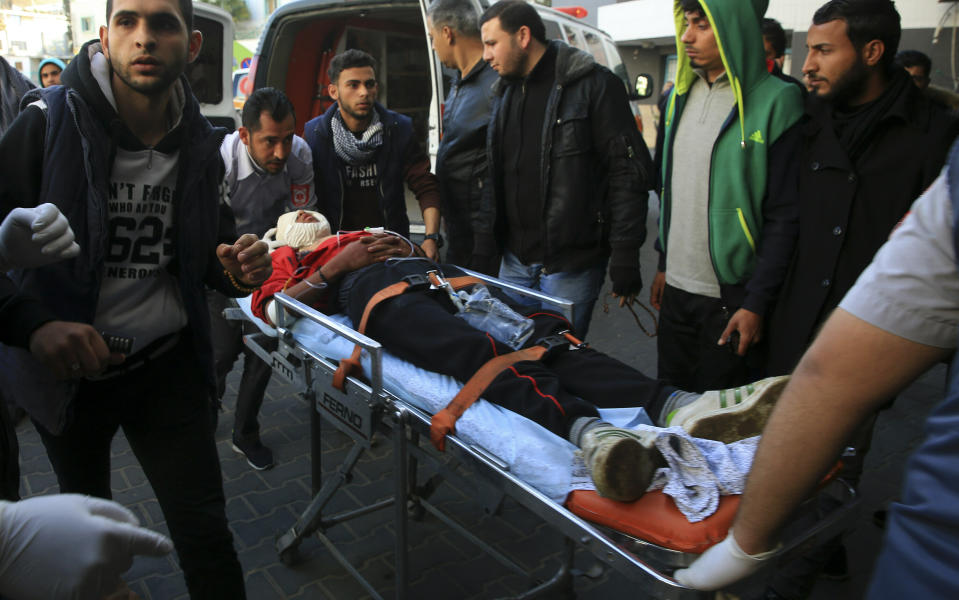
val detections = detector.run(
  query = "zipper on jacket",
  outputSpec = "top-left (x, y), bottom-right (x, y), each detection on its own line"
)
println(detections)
top-left (336, 169), bottom-right (345, 230)
top-left (378, 179), bottom-right (386, 225)
top-left (539, 83), bottom-right (563, 268)
top-left (736, 207), bottom-right (757, 251)
top-left (66, 91), bottom-right (107, 311)
top-left (147, 147), bottom-right (153, 169)
top-left (697, 0), bottom-right (747, 149)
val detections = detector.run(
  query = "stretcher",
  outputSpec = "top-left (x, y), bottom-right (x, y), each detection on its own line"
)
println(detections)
top-left (228, 269), bottom-right (859, 599)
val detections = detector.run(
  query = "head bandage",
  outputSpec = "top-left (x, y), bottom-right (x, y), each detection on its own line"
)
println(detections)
top-left (275, 210), bottom-right (331, 250)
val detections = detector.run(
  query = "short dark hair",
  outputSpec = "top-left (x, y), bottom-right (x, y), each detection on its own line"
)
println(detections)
top-left (106, 0), bottom-right (193, 28)
top-left (812, 0), bottom-right (901, 70)
top-left (428, 0), bottom-right (480, 38)
top-left (479, 0), bottom-right (547, 45)
top-left (328, 49), bottom-right (377, 85)
top-left (679, 0), bottom-right (705, 19)
top-left (242, 87), bottom-right (296, 131)
top-left (762, 18), bottom-right (787, 58)
top-left (895, 49), bottom-right (932, 76)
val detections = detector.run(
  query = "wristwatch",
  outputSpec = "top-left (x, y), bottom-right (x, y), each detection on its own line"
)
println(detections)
top-left (424, 233), bottom-right (444, 249)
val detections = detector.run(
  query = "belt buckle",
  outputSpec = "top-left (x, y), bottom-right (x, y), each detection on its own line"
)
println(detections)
top-left (402, 273), bottom-right (430, 291)
top-left (535, 335), bottom-right (569, 360)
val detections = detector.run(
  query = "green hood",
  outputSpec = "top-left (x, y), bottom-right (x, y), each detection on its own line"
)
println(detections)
top-left (659, 0), bottom-right (803, 292)
top-left (668, 0), bottom-right (769, 148)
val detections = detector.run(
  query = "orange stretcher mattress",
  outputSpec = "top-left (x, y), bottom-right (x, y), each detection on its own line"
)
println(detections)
top-left (566, 461), bottom-right (843, 554)
top-left (566, 490), bottom-right (739, 554)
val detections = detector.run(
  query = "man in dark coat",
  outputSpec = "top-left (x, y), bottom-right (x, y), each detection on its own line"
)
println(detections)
top-left (428, 0), bottom-right (500, 274)
top-left (480, 0), bottom-right (652, 339)
top-left (763, 1), bottom-right (958, 594)
top-left (767, 0), bottom-right (959, 376)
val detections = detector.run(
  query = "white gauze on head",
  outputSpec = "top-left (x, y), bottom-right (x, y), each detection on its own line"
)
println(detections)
top-left (275, 210), bottom-right (331, 250)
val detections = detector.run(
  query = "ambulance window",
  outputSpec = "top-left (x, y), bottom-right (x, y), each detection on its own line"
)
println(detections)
top-left (543, 18), bottom-right (562, 41)
top-left (562, 24), bottom-right (584, 50)
top-left (186, 14), bottom-right (223, 104)
top-left (583, 30), bottom-right (608, 68)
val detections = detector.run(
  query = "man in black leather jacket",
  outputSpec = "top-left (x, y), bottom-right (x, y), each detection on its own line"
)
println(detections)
top-left (480, 0), bottom-right (652, 338)
top-left (429, 0), bottom-right (500, 274)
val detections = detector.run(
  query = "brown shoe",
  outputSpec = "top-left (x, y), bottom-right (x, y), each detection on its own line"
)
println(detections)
top-left (581, 426), bottom-right (664, 502)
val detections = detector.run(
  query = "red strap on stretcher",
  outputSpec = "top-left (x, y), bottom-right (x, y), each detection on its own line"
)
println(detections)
top-left (430, 345), bottom-right (548, 451)
top-left (331, 275), bottom-right (484, 391)
top-left (429, 330), bottom-right (585, 452)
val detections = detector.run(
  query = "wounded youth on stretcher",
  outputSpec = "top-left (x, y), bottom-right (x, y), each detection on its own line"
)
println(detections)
top-left (262, 230), bottom-right (421, 325)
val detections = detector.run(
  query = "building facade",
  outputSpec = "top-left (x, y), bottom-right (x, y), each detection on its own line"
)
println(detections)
top-left (0, 0), bottom-right (70, 82)
top-left (599, 0), bottom-right (959, 106)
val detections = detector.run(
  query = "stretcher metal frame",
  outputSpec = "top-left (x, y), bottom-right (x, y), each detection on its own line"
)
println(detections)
top-left (232, 270), bottom-right (859, 600)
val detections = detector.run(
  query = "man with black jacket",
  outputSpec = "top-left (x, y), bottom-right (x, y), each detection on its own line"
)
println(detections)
top-left (0, 0), bottom-right (271, 596)
top-left (767, 0), bottom-right (958, 376)
top-left (480, 0), bottom-right (652, 339)
top-left (429, 0), bottom-right (500, 274)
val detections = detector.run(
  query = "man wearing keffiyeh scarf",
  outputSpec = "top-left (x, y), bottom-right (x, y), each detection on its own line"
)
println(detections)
top-left (331, 107), bottom-right (384, 165)
top-left (303, 50), bottom-right (442, 260)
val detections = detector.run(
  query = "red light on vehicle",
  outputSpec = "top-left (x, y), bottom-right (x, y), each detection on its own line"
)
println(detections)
top-left (248, 55), bottom-right (259, 91)
top-left (555, 6), bottom-right (588, 19)
top-left (239, 75), bottom-right (253, 96)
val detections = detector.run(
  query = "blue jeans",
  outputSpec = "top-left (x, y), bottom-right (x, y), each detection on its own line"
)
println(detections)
top-left (497, 250), bottom-right (607, 339)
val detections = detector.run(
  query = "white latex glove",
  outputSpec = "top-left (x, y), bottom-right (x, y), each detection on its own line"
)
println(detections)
top-left (0, 494), bottom-right (173, 600)
top-left (673, 532), bottom-right (778, 591)
top-left (0, 203), bottom-right (80, 271)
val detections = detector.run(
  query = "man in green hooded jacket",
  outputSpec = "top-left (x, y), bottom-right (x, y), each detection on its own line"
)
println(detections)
top-left (651, 0), bottom-right (803, 393)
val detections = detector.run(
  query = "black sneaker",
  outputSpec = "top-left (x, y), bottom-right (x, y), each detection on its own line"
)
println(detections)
top-left (232, 438), bottom-right (274, 470)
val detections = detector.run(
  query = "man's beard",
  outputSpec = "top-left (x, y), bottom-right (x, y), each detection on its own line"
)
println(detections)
top-left (284, 222), bottom-right (328, 250)
top-left (820, 58), bottom-right (870, 106)
top-left (111, 55), bottom-right (186, 96)
top-left (340, 102), bottom-right (373, 125)
top-left (497, 39), bottom-right (528, 80)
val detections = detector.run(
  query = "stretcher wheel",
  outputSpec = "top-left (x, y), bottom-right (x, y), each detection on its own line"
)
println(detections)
top-left (571, 562), bottom-right (604, 580)
top-left (276, 530), bottom-right (301, 566)
top-left (407, 499), bottom-right (425, 521)
top-left (278, 545), bottom-right (299, 566)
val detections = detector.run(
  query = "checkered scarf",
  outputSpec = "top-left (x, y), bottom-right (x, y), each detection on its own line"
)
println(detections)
top-left (331, 108), bottom-right (384, 166)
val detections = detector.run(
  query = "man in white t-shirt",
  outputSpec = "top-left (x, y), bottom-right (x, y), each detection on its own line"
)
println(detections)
top-left (210, 87), bottom-right (316, 470)
top-left (0, 0), bottom-right (270, 596)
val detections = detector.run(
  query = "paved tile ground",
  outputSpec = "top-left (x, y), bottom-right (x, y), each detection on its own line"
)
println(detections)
top-left (14, 199), bottom-right (945, 598)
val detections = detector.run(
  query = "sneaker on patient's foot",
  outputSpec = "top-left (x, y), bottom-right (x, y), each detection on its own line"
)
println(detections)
top-left (581, 425), bottom-right (663, 502)
top-left (232, 437), bottom-right (275, 470)
top-left (667, 375), bottom-right (790, 443)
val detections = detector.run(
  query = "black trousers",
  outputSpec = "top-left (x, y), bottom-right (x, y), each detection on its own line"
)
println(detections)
top-left (207, 290), bottom-right (273, 443)
top-left (35, 333), bottom-right (245, 599)
top-left (350, 261), bottom-right (676, 437)
top-left (0, 389), bottom-right (18, 501)
top-left (656, 283), bottom-right (756, 393)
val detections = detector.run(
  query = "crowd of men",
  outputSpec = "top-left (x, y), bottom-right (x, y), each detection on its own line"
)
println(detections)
top-left (0, 0), bottom-right (958, 597)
